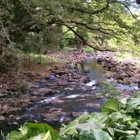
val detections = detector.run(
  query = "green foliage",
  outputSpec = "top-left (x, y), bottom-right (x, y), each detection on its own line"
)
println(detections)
top-left (59, 98), bottom-right (140, 140)
top-left (14, 79), bottom-right (30, 92)
top-left (6, 122), bottom-right (59, 140)
top-left (4, 96), bottom-right (140, 140)
top-left (99, 82), bottom-right (121, 98)
top-left (134, 91), bottom-right (140, 98)
top-left (0, 0), bottom-right (139, 70)
top-left (0, 44), bottom-right (23, 72)
top-left (101, 99), bottom-right (120, 115)
top-left (83, 47), bottom-right (94, 53)
top-left (29, 53), bottom-right (69, 66)
top-left (59, 114), bottom-right (112, 140)
top-left (113, 52), bottom-right (140, 66)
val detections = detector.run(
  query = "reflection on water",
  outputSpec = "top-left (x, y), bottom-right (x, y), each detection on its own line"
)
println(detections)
top-left (76, 58), bottom-right (106, 81)
top-left (117, 83), bottom-right (139, 90)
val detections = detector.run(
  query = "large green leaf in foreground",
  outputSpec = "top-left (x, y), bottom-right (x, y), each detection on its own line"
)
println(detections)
top-left (102, 99), bottom-right (120, 114)
top-left (76, 121), bottom-right (112, 140)
top-left (78, 129), bottom-right (113, 140)
top-left (59, 114), bottom-right (112, 140)
top-left (7, 122), bottom-right (58, 140)
top-left (126, 98), bottom-right (140, 111)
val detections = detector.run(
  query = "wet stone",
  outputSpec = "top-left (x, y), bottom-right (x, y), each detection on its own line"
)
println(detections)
top-left (57, 80), bottom-right (69, 87)
top-left (42, 108), bottom-right (64, 122)
top-left (0, 115), bottom-right (5, 121)
top-left (84, 103), bottom-right (100, 108)
top-left (32, 88), bottom-right (55, 96)
top-left (71, 112), bottom-right (84, 118)
top-left (51, 99), bottom-right (65, 105)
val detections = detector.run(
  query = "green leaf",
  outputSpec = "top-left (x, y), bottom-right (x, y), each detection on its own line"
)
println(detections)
top-left (134, 92), bottom-right (140, 98)
top-left (7, 123), bottom-right (58, 140)
top-left (79, 129), bottom-right (113, 140)
top-left (108, 112), bottom-right (132, 122)
top-left (43, 131), bottom-right (52, 140)
top-left (28, 133), bottom-right (47, 140)
top-left (59, 119), bottom-right (79, 136)
top-left (135, 130), bottom-right (140, 140)
top-left (77, 114), bottom-right (91, 123)
top-left (76, 121), bottom-right (102, 132)
top-left (105, 127), bottom-right (114, 136)
top-left (102, 100), bottom-right (120, 114)
top-left (7, 131), bottom-right (26, 140)
top-left (59, 114), bottom-right (91, 136)
top-left (126, 135), bottom-right (135, 140)
top-left (26, 123), bottom-right (58, 140)
top-left (113, 128), bottom-right (136, 135)
top-left (119, 98), bottom-right (127, 107)
top-left (91, 112), bottom-right (108, 124)
top-left (18, 125), bottom-right (28, 137)
top-left (127, 98), bottom-right (140, 110)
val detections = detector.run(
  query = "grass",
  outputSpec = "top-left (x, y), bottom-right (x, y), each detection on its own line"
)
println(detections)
top-left (63, 46), bottom-right (95, 53)
top-left (29, 53), bottom-right (68, 66)
top-left (113, 52), bottom-right (140, 68)
top-left (83, 47), bottom-right (95, 53)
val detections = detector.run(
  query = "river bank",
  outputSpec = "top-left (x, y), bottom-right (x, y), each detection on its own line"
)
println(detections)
top-left (0, 50), bottom-right (92, 123)
top-left (0, 50), bottom-right (139, 134)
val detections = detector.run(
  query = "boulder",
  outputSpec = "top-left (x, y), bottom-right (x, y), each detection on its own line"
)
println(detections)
top-left (32, 88), bottom-right (55, 96)
top-left (84, 103), bottom-right (100, 108)
top-left (0, 115), bottom-right (5, 121)
top-left (0, 104), bottom-right (9, 115)
top-left (71, 112), bottom-right (84, 117)
top-left (42, 108), bottom-right (64, 122)
top-left (57, 80), bottom-right (69, 86)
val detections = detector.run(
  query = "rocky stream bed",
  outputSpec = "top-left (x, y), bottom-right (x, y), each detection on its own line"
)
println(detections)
top-left (0, 50), bottom-right (139, 137)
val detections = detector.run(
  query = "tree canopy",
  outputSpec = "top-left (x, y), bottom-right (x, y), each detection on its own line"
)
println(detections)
top-left (0, 0), bottom-right (140, 71)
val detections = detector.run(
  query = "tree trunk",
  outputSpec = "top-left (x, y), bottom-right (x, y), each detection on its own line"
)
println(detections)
top-left (77, 38), bottom-right (83, 50)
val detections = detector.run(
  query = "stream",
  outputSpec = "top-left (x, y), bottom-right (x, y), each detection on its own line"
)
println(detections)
top-left (0, 57), bottom-right (139, 138)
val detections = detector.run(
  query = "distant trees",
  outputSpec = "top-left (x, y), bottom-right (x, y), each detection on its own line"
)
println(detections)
top-left (0, 0), bottom-right (140, 71)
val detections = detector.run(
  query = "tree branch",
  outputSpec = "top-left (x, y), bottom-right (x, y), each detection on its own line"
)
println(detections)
top-left (62, 23), bottom-right (113, 51)
top-left (64, 0), bottom-right (109, 15)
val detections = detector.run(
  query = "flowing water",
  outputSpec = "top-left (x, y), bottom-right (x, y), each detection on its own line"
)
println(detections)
top-left (0, 57), bottom-right (139, 138)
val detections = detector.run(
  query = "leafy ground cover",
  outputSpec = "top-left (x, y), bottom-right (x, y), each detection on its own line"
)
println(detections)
top-left (58, 93), bottom-right (140, 140)
top-left (3, 92), bottom-right (140, 140)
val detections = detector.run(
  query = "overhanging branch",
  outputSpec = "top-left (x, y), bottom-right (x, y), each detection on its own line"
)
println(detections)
top-left (62, 23), bottom-right (114, 51)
